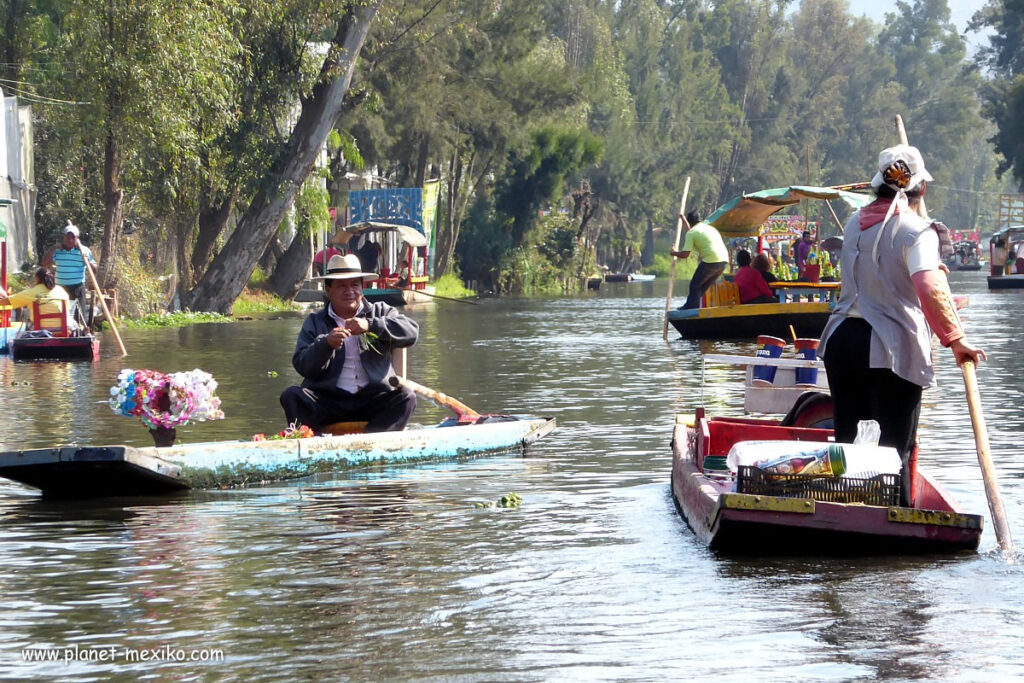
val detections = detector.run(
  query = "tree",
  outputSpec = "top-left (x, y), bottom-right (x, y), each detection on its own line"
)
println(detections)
top-left (54, 0), bottom-right (239, 288)
top-left (183, 1), bottom-right (382, 313)
top-left (974, 0), bottom-right (1024, 185)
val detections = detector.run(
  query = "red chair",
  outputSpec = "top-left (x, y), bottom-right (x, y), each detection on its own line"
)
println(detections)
top-left (31, 299), bottom-right (70, 337)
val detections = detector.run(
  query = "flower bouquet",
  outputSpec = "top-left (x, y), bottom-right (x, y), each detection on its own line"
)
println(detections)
top-left (252, 422), bottom-right (315, 441)
top-left (109, 368), bottom-right (224, 445)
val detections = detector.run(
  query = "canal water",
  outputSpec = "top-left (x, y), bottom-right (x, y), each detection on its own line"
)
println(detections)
top-left (0, 272), bottom-right (1022, 680)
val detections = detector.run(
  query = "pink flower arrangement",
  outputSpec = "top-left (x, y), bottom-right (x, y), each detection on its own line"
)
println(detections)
top-left (109, 368), bottom-right (224, 430)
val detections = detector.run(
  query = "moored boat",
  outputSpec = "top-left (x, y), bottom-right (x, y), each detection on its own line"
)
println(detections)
top-left (0, 416), bottom-right (556, 499)
top-left (670, 355), bottom-right (983, 554)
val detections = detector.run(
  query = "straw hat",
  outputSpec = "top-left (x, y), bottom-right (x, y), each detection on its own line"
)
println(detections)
top-left (314, 253), bottom-right (378, 281)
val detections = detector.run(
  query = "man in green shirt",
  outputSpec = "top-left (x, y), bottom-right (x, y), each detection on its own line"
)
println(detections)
top-left (671, 211), bottom-right (729, 309)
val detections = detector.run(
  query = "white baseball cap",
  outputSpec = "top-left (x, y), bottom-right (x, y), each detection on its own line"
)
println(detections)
top-left (871, 144), bottom-right (933, 191)
top-left (64, 221), bottom-right (80, 237)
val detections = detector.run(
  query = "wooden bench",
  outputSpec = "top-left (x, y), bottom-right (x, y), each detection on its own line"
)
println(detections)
top-left (702, 280), bottom-right (741, 307)
top-left (31, 299), bottom-right (71, 337)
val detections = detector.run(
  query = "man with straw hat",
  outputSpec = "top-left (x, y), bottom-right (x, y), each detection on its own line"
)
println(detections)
top-left (819, 144), bottom-right (985, 506)
top-left (280, 253), bottom-right (418, 433)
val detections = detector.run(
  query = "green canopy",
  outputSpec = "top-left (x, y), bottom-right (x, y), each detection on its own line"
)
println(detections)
top-left (703, 185), bottom-right (873, 239)
top-left (990, 226), bottom-right (1024, 243)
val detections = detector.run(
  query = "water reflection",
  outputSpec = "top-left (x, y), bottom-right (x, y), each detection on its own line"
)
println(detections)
top-left (1, 274), bottom-right (1023, 679)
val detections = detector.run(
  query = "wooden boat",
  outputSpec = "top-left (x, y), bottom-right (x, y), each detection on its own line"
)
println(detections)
top-left (948, 240), bottom-right (982, 271)
top-left (665, 185), bottom-right (872, 341)
top-left (605, 273), bottom-right (655, 283)
top-left (11, 332), bottom-right (99, 361)
top-left (670, 355), bottom-right (983, 554)
top-left (0, 415), bottom-right (556, 499)
top-left (7, 298), bottom-right (100, 361)
top-left (333, 221), bottom-right (433, 306)
top-left (0, 320), bottom-right (24, 354)
top-left (988, 226), bottom-right (1024, 288)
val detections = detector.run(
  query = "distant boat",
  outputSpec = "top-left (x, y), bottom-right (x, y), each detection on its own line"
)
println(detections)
top-left (605, 273), bottom-right (655, 282)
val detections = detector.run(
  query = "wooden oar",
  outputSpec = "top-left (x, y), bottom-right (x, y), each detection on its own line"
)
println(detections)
top-left (895, 115), bottom-right (1013, 555)
top-left (389, 376), bottom-right (480, 419)
top-left (81, 253), bottom-right (127, 356)
top-left (398, 287), bottom-right (478, 305)
top-left (962, 361), bottom-right (1014, 554)
top-left (663, 177), bottom-right (691, 340)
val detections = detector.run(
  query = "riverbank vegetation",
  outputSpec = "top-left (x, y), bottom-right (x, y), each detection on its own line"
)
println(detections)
top-left (5, 0), bottom-right (1023, 309)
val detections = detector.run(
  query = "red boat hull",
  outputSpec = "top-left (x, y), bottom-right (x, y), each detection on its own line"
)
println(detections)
top-left (671, 413), bottom-right (983, 555)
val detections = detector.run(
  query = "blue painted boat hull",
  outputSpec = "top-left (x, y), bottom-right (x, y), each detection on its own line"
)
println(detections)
top-left (0, 417), bottom-right (556, 498)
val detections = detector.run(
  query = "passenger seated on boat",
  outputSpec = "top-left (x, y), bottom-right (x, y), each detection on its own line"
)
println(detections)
top-left (0, 267), bottom-right (75, 334)
top-left (733, 250), bottom-right (776, 304)
top-left (751, 251), bottom-right (775, 289)
top-left (280, 253), bottom-right (418, 434)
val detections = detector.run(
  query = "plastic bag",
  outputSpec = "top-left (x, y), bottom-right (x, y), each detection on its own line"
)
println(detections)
top-left (854, 419), bottom-right (880, 446)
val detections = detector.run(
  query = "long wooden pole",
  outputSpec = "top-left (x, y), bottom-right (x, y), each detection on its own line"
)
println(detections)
top-left (895, 115), bottom-right (1013, 555)
top-left (81, 252), bottom-right (127, 356)
top-left (962, 360), bottom-right (1014, 554)
top-left (398, 287), bottom-right (478, 305)
top-left (389, 375), bottom-right (480, 419)
top-left (663, 177), bottom-right (691, 340)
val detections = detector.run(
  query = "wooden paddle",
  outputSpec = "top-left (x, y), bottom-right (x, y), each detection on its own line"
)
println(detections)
top-left (389, 375), bottom-right (481, 420)
top-left (81, 252), bottom-right (127, 356)
top-left (663, 177), bottom-right (692, 340)
top-left (895, 115), bottom-right (1014, 555)
top-left (962, 360), bottom-right (1014, 554)
top-left (397, 287), bottom-right (479, 305)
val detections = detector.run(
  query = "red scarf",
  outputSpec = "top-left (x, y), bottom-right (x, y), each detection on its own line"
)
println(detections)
top-left (859, 198), bottom-right (895, 230)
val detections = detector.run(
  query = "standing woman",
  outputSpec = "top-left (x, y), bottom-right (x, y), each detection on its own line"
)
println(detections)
top-left (819, 145), bottom-right (985, 506)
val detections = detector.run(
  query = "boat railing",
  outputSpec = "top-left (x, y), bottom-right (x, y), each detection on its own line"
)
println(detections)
top-left (701, 353), bottom-right (827, 415)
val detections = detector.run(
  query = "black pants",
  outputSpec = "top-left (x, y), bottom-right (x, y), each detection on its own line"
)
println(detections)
top-left (822, 318), bottom-right (922, 505)
top-left (64, 283), bottom-right (91, 328)
top-left (682, 261), bottom-right (727, 309)
top-left (280, 384), bottom-right (416, 433)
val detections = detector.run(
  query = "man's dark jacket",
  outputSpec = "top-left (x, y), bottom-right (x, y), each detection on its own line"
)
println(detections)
top-left (291, 301), bottom-right (417, 393)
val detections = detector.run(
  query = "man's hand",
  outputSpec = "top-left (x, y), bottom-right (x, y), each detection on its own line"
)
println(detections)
top-left (326, 326), bottom-right (351, 349)
top-left (344, 317), bottom-right (369, 335)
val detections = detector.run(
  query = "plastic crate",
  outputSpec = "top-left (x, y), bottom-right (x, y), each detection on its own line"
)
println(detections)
top-left (736, 465), bottom-right (899, 506)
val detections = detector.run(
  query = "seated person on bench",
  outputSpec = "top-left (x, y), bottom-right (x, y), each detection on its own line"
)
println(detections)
top-left (0, 267), bottom-right (75, 333)
top-left (733, 250), bottom-right (776, 304)
top-left (279, 254), bottom-right (418, 434)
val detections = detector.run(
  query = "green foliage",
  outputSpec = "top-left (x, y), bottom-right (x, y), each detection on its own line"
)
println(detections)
top-left (294, 181), bottom-right (332, 240)
top-left (121, 311), bottom-right (231, 329)
top-left (433, 272), bottom-right (476, 298)
top-left (233, 289), bottom-right (297, 314)
top-left (496, 125), bottom-right (604, 245)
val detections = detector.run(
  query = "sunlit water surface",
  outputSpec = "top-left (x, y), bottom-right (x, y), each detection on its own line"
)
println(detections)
top-left (1, 273), bottom-right (1023, 681)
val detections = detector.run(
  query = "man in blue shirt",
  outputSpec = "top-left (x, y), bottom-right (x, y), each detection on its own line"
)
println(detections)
top-left (43, 222), bottom-right (98, 330)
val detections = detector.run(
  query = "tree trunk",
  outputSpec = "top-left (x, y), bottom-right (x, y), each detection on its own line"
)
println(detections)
top-left (182, 2), bottom-right (381, 313)
top-left (191, 190), bottom-right (235, 281)
top-left (641, 218), bottom-right (655, 268)
top-left (267, 231), bottom-right (313, 301)
top-left (174, 212), bottom-right (194, 294)
top-left (259, 235), bottom-right (285, 274)
top-left (414, 134), bottom-right (429, 188)
top-left (97, 131), bottom-right (124, 289)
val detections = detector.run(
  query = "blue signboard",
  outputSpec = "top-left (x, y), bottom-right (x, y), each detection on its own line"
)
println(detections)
top-left (348, 188), bottom-right (424, 234)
